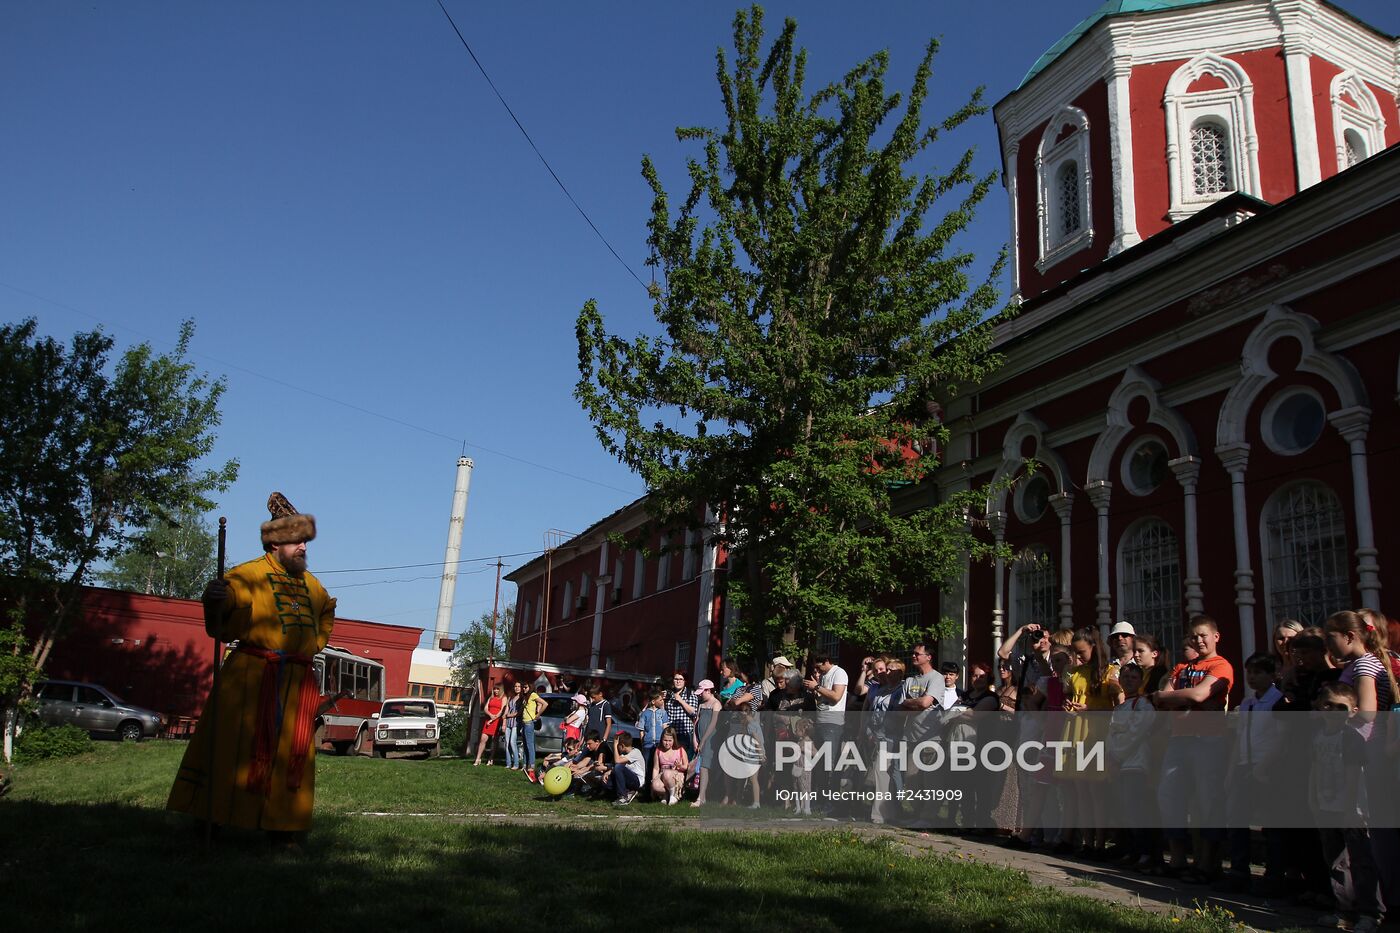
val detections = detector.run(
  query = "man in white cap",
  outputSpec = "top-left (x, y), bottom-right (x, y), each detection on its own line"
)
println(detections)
top-left (762, 655), bottom-right (795, 700)
top-left (1108, 621), bottom-right (1136, 672)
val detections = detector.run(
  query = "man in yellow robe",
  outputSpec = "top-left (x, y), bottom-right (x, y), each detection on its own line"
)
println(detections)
top-left (167, 493), bottom-right (336, 837)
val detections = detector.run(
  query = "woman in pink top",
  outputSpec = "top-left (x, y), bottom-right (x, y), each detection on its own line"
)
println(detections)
top-left (650, 727), bottom-right (690, 805)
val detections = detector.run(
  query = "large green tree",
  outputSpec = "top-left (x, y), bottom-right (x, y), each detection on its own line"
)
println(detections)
top-left (575, 8), bottom-right (1009, 657)
top-left (0, 319), bottom-right (237, 761)
top-left (448, 605), bottom-right (516, 685)
top-left (95, 506), bottom-right (218, 600)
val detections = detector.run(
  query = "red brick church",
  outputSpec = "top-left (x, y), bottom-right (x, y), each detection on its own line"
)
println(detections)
top-left (510, 0), bottom-right (1400, 681)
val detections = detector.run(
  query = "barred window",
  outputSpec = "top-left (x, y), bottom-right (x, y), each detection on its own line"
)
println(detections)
top-left (1010, 546), bottom-right (1057, 631)
top-left (894, 602), bottom-right (922, 630)
top-left (1119, 519), bottom-right (1183, 663)
top-left (675, 640), bottom-right (692, 672)
top-left (1263, 482), bottom-right (1349, 628)
top-left (818, 628), bottom-right (840, 660)
top-left (1056, 161), bottom-right (1081, 239)
top-left (1190, 122), bottom-right (1232, 195)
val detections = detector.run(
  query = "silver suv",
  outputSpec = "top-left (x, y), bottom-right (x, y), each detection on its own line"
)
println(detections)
top-left (371, 698), bottom-right (440, 758)
top-left (33, 680), bottom-right (164, 741)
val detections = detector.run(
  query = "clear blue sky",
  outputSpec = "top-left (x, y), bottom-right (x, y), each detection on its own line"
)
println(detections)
top-left (3, 1), bottom-right (1396, 648)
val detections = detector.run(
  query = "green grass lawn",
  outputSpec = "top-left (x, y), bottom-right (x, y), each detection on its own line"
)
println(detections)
top-left (2, 743), bottom-right (1241, 933)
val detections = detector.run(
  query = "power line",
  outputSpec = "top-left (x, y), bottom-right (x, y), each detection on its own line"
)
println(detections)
top-left (316, 549), bottom-right (537, 575)
top-left (434, 0), bottom-right (649, 294)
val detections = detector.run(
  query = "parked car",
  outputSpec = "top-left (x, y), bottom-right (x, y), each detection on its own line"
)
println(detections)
top-left (32, 680), bottom-right (164, 741)
top-left (533, 693), bottom-right (640, 756)
top-left (370, 698), bottom-right (439, 759)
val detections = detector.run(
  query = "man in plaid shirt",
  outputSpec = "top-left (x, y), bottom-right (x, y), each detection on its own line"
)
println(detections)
top-left (664, 671), bottom-right (700, 757)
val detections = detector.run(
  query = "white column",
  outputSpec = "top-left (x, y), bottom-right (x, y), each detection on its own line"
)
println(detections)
top-left (1086, 480), bottom-right (1113, 633)
top-left (1329, 408), bottom-right (1381, 610)
top-left (1216, 443), bottom-right (1256, 664)
top-left (989, 511), bottom-right (1007, 662)
top-left (590, 540), bottom-right (609, 669)
top-left (1050, 492), bottom-right (1075, 630)
top-left (1105, 54), bottom-right (1141, 254)
top-left (1170, 456), bottom-right (1205, 616)
top-left (1275, 1), bottom-right (1322, 189)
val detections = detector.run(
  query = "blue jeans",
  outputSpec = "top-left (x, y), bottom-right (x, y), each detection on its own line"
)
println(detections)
top-left (610, 764), bottom-right (643, 799)
top-left (504, 724), bottom-right (520, 768)
top-left (522, 721), bottom-right (537, 769)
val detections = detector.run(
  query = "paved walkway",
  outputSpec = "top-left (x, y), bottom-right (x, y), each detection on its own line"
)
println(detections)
top-left (353, 810), bottom-right (1316, 931)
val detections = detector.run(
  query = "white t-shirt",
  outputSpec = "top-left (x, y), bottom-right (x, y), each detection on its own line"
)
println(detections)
top-left (818, 664), bottom-right (849, 712)
top-left (620, 747), bottom-right (646, 782)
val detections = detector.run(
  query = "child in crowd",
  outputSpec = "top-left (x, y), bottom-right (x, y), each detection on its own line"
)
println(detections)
top-left (636, 690), bottom-right (670, 797)
top-left (563, 693), bottom-right (587, 745)
top-left (1107, 662), bottom-right (1160, 870)
top-left (586, 687), bottom-right (614, 740)
top-left (1132, 633), bottom-right (1170, 695)
top-left (1153, 614), bottom-right (1234, 883)
top-left (608, 733), bottom-right (646, 806)
top-left (1310, 682), bottom-right (1382, 933)
top-left (1219, 653), bottom-right (1285, 894)
top-left (540, 736), bottom-right (582, 773)
top-left (649, 726), bottom-right (689, 805)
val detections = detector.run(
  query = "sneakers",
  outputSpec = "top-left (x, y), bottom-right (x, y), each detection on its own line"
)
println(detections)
top-left (667, 787), bottom-right (679, 806)
top-left (525, 768), bottom-right (537, 784)
top-left (612, 791), bottom-right (637, 807)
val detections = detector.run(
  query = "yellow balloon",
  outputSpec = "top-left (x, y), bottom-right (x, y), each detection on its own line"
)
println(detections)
top-left (543, 766), bottom-right (572, 796)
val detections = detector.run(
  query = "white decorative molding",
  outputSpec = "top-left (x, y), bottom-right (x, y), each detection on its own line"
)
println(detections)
top-left (1164, 53), bottom-right (1262, 222)
top-left (989, 510), bottom-right (1007, 649)
top-left (1035, 105), bottom-right (1095, 272)
top-left (1273, 0), bottom-right (1321, 189)
top-left (1005, 141), bottom-right (1023, 297)
top-left (1215, 304), bottom-right (1368, 449)
top-left (1104, 53), bottom-right (1140, 254)
top-left (987, 412), bottom-right (1072, 518)
top-left (1087, 365), bottom-right (1199, 484)
top-left (1330, 71), bottom-right (1387, 171)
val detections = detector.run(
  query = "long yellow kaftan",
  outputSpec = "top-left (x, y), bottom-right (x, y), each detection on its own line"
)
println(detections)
top-left (167, 553), bottom-right (336, 831)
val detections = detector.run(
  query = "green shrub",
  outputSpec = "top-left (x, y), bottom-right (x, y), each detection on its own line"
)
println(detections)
top-left (15, 722), bottom-right (93, 762)
top-left (437, 707), bottom-right (469, 756)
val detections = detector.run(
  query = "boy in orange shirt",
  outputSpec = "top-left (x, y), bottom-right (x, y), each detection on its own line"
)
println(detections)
top-left (1153, 614), bottom-right (1234, 882)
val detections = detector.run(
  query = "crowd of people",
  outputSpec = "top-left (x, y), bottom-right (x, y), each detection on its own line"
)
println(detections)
top-left (468, 608), bottom-right (1399, 931)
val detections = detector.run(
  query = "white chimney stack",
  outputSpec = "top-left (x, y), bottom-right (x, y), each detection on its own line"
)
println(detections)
top-left (434, 456), bottom-right (474, 646)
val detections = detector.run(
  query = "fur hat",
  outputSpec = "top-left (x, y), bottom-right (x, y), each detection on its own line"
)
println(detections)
top-left (260, 492), bottom-right (316, 548)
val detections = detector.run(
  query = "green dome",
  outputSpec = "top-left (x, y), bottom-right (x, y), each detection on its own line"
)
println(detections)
top-left (1019, 0), bottom-right (1227, 88)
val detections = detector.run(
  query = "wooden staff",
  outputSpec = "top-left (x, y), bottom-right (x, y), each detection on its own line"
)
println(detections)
top-left (205, 516), bottom-right (227, 849)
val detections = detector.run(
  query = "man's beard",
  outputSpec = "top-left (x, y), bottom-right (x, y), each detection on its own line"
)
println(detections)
top-left (282, 552), bottom-right (308, 577)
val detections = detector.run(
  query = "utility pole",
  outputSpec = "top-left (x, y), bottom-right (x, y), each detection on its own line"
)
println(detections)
top-left (490, 558), bottom-right (502, 660)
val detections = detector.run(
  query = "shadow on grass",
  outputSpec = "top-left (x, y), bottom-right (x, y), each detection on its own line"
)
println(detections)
top-left (0, 801), bottom-right (1207, 933)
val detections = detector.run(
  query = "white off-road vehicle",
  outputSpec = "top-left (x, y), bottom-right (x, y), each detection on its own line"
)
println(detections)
top-left (370, 698), bottom-right (440, 759)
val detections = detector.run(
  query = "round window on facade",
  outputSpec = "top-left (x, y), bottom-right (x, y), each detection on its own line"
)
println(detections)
top-left (1263, 388), bottom-right (1326, 455)
top-left (1122, 437), bottom-right (1170, 496)
top-left (1016, 473), bottom-right (1052, 524)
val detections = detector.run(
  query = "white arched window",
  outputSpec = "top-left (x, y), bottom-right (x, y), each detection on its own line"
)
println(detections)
top-left (1164, 54), bottom-right (1259, 220)
top-left (1262, 482), bottom-right (1349, 628)
top-left (1331, 72), bottom-right (1386, 173)
top-left (1035, 105), bottom-right (1092, 271)
top-left (1118, 519), bottom-right (1182, 662)
top-left (1009, 546), bottom-right (1057, 631)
